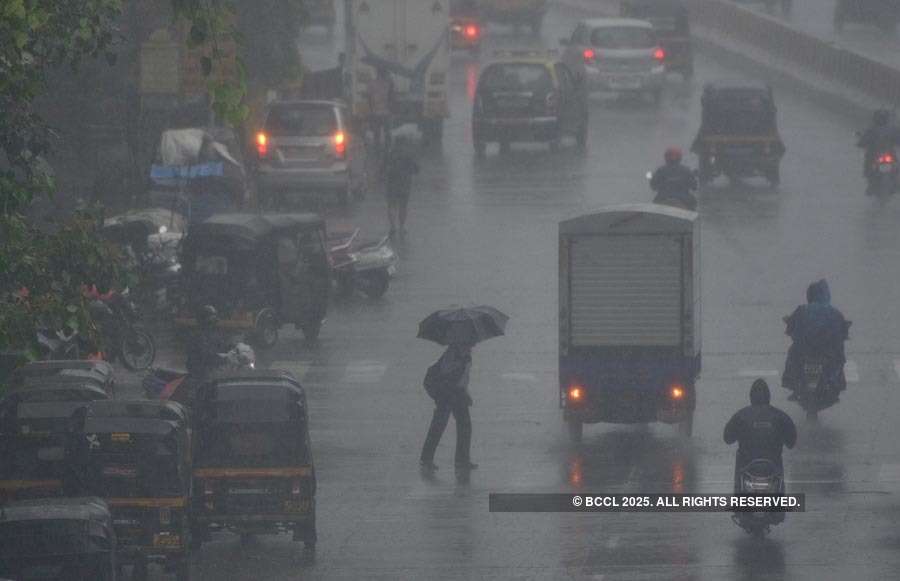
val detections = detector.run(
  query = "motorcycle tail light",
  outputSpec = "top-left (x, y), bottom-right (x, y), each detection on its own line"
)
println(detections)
top-left (653, 47), bottom-right (666, 62)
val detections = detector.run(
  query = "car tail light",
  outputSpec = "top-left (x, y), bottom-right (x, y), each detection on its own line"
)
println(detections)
top-left (878, 153), bottom-right (895, 164)
top-left (653, 47), bottom-right (666, 62)
top-left (545, 91), bottom-right (559, 113)
top-left (256, 132), bottom-right (268, 158)
top-left (465, 25), bottom-right (479, 39)
top-left (568, 385), bottom-right (584, 403)
top-left (583, 48), bottom-right (596, 64)
top-left (669, 384), bottom-right (685, 400)
top-left (334, 132), bottom-right (346, 158)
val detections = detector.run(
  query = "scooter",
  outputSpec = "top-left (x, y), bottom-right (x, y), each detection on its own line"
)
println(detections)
top-left (783, 317), bottom-right (851, 420)
top-left (867, 150), bottom-right (898, 195)
top-left (329, 229), bottom-right (398, 299)
top-left (732, 458), bottom-right (785, 538)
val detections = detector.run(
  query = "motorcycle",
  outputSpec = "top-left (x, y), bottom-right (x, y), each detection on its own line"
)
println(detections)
top-left (783, 317), bottom-right (851, 420)
top-left (88, 290), bottom-right (157, 372)
top-left (143, 342), bottom-right (256, 400)
top-left (731, 459), bottom-right (785, 538)
top-left (329, 229), bottom-right (398, 299)
top-left (867, 150), bottom-right (898, 195)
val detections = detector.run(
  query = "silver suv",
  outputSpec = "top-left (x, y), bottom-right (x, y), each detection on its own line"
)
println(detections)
top-left (561, 18), bottom-right (666, 105)
top-left (255, 100), bottom-right (367, 206)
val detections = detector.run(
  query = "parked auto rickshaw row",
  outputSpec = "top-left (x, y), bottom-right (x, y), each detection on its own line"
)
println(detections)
top-left (0, 361), bottom-right (316, 581)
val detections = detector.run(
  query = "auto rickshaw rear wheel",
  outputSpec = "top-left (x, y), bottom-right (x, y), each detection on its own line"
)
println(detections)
top-left (254, 310), bottom-right (279, 349)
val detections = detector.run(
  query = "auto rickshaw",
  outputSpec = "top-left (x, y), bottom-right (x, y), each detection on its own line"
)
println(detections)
top-left (67, 400), bottom-right (192, 581)
top-left (0, 497), bottom-right (117, 580)
top-left (9, 360), bottom-right (116, 398)
top-left (191, 370), bottom-right (316, 550)
top-left (621, 0), bottom-right (693, 78)
top-left (691, 82), bottom-right (786, 187)
top-left (175, 213), bottom-right (331, 347)
top-left (0, 383), bottom-right (109, 503)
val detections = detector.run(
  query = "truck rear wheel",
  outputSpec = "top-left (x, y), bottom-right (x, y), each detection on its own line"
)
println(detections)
top-left (566, 419), bottom-right (583, 443)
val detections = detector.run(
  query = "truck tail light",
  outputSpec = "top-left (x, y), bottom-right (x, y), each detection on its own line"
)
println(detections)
top-left (669, 384), bottom-right (685, 400)
top-left (256, 132), bottom-right (268, 158)
top-left (334, 132), bottom-right (346, 158)
top-left (568, 385), bottom-right (584, 403)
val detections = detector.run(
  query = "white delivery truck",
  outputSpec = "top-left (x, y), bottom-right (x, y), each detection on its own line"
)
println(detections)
top-left (344, 0), bottom-right (450, 142)
top-left (558, 204), bottom-right (701, 441)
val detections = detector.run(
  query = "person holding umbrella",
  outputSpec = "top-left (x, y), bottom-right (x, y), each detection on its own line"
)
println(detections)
top-left (418, 306), bottom-right (508, 474)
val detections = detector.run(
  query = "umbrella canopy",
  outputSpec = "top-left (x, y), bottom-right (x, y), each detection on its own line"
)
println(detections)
top-left (417, 306), bottom-right (509, 346)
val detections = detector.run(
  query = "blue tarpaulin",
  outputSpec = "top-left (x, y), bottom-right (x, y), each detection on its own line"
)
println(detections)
top-left (150, 162), bottom-right (225, 182)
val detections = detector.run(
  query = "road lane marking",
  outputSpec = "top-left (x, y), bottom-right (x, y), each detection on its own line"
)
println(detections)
top-left (844, 360), bottom-right (859, 383)
top-left (271, 360), bottom-right (310, 380)
top-left (501, 372), bottom-right (538, 383)
top-left (737, 369), bottom-right (779, 378)
top-left (343, 360), bottom-right (387, 383)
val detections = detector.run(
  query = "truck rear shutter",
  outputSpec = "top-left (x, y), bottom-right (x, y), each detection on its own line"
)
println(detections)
top-left (569, 234), bottom-right (682, 347)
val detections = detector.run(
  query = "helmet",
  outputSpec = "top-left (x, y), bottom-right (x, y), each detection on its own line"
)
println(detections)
top-left (874, 109), bottom-right (890, 126)
top-left (664, 147), bottom-right (683, 164)
top-left (197, 305), bottom-right (219, 327)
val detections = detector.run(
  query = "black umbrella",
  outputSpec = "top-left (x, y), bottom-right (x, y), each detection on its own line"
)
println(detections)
top-left (417, 306), bottom-right (509, 346)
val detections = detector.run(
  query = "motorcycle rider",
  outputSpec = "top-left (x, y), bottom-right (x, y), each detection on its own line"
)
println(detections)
top-left (185, 305), bottom-right (228, 381)
top-left (650, 147), bottom-right (698, 211)
top-left (857, 109), bottom-right (900, 183)
top-left (781, 279), bottom-right (850, 400)
top-left (724, 379), bottom-right (797, 496)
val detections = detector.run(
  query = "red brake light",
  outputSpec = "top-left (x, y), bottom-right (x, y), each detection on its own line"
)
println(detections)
top-left (879, 153), bottom-right (895, 164)
top-left (653, 47), bottom-right (666, 62)
top-left (334, 131), bottom-right (346, 157)
top-left (465, 25), bottom-right (479, 38)
top-left (256, 132), bottom-right (268, 158)
top-left (583, 48), bottom-right (596, 63)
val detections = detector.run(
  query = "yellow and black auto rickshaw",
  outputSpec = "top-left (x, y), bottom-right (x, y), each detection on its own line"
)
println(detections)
top-left (692, 82), bottom-right (786, 188)
top-left (621, 0), bottom-right (693, 78)
top-left (191, 370), bottom-right (316, 550)
top-left (175, 213), bottom-right (331, 348)
top-left (68, 400), bottom-right (192, 581)
top-left (0, 382), bottom-right (109, 503)
top-left (0, 497), bottom-right (117, 581)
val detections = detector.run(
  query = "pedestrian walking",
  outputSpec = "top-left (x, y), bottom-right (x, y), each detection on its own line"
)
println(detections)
top-left (419, 342), bottom-right (477, 473)
top-left (367, 66), bottom-right (394, 154)
top-left (385, 136), bottom-right (419, 238)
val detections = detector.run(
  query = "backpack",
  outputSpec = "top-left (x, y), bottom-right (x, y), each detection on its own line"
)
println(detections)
top-left (423, 361), bottom-right (447, 401)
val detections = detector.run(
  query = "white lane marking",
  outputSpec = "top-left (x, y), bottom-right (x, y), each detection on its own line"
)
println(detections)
top-left (844, 360), bottom-right (859, 383)
top-left (343, 360), bottom-right (387, 383)
top-left (879, 464), bottom-right (900, 483)
top-left (605, 536), bottom-right (620, 549)
top-left (894, 360), bottom-right (900, 382)
top-left (737, 369), bottom-right (779, 378)
top-left (501, 372), bottom-right (538, 383)
top-left (271, 360), bottom-right (310, 380)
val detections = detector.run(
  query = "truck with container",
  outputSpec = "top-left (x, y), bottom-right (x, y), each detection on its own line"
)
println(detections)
top-left (558, 204), bottom-right (701, 441)
top-left (344, 0), bottom-right (450, 142)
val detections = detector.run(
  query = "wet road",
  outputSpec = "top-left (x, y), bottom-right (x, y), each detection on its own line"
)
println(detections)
top-left (150, 3), bottom-right (900, 580)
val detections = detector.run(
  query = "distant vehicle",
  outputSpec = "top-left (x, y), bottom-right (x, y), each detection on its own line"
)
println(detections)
top-left (451, 1), bottom-right (483, 54)
top-left (691, 82), bottom-right (785, 187)
top-left (620, 0), bottom-right (693, 78)
top-left (68, 400), bottom-right (192, 581)
top-left (478, 0), bottom-right (547, 34)
top-left (834, 0), bottom-right (900, 33)
top-left (559, 205), bottom-right (700, 441)
top-left (345, 0), bottom-right (450, 142)
top-left (175, 213), bottom-right (331, 346)
top-left (0, 498), bottom-right (117, 581)
top-left (472, 50), bottom-right (588, 156)
top-left (191, 371), bottom-right (317, 551)
top-left (255, 100), bottom-right (367, 207)
top-left (561, 18), bottom-right (666, 105)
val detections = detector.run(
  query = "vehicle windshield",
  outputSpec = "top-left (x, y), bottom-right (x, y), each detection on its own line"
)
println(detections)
top-left (480, 64), bottom-right (553, 93)
top-left (265, 105), bottom-right (337, 137)
top-left (591, 26), bottom-right (656, 49)
top-left (197, 421), bottom-right (310, 468)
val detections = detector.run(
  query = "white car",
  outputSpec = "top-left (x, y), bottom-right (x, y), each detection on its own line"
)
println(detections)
top-left (561, 18), bottom-right (666, 105)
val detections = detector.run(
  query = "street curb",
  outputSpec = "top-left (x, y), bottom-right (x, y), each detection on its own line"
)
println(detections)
top-left (553, 0), bottom-right (881, 123)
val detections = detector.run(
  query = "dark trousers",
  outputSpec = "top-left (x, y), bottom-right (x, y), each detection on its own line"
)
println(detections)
top-left (420, 399), bottom-right (471, 465)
